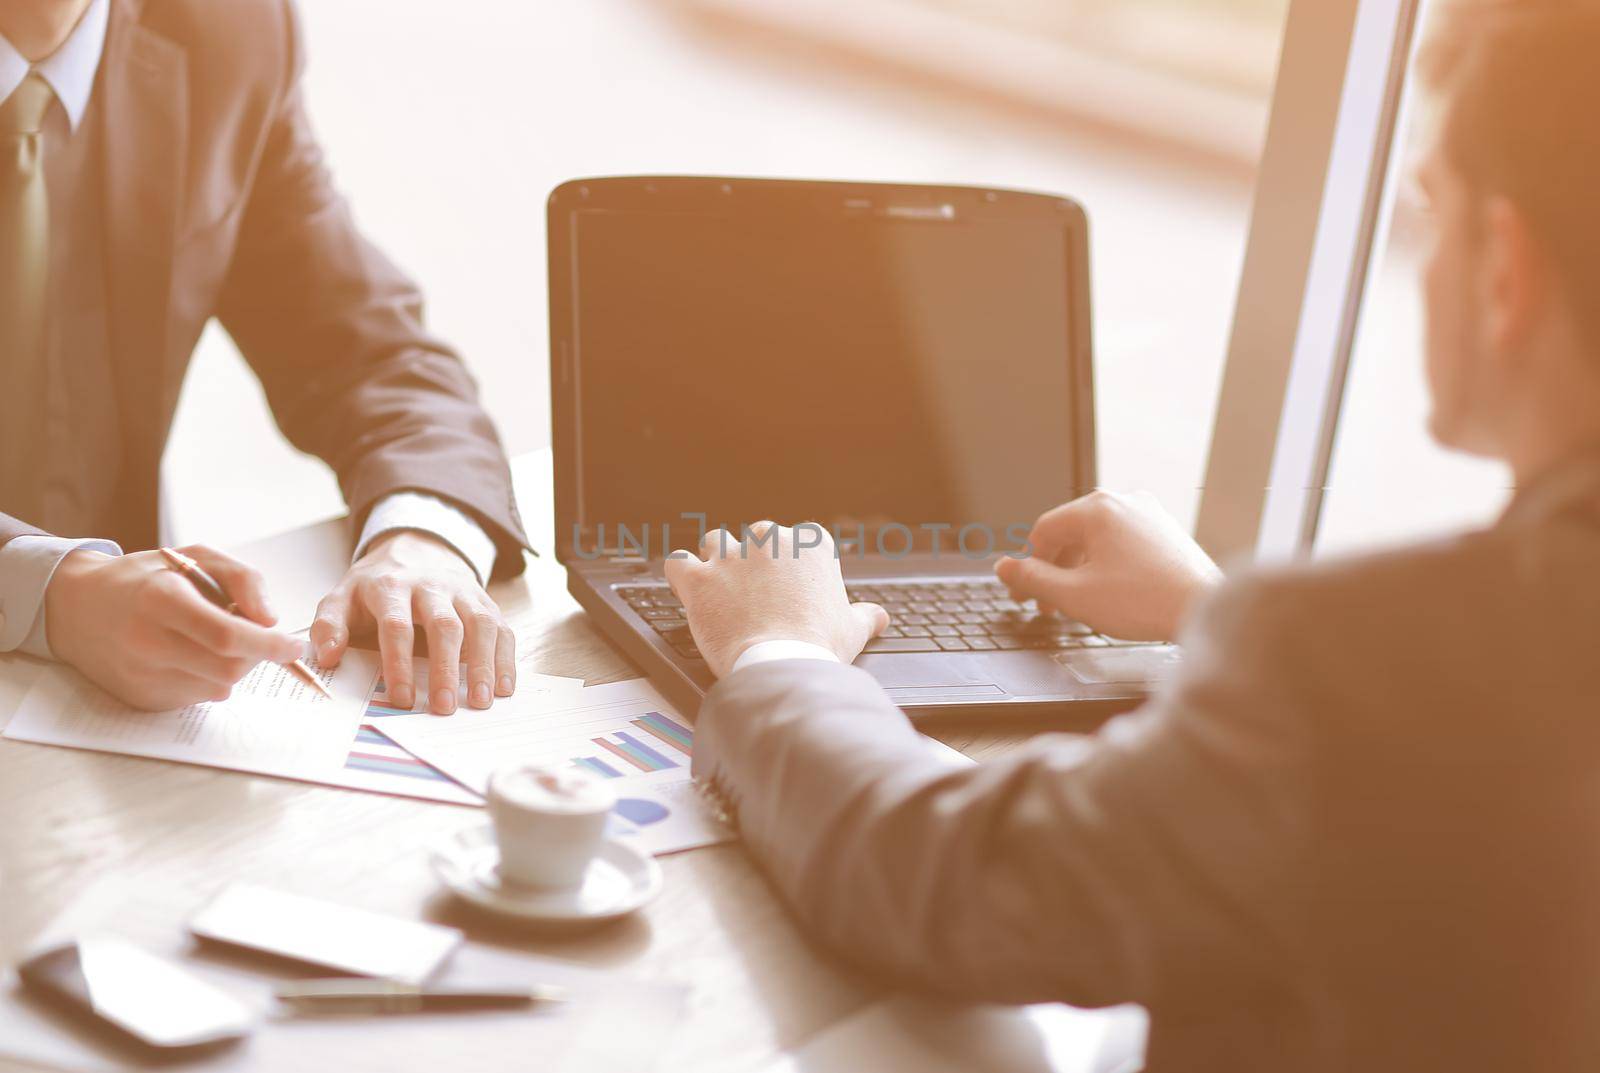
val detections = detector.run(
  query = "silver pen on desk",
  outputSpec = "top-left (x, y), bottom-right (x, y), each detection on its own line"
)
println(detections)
top-left (275, 978), bottom-right (569, 1015)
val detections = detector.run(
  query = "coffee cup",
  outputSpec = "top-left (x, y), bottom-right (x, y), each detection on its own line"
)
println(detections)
top-left (486, 763), bottom-right (616, 890)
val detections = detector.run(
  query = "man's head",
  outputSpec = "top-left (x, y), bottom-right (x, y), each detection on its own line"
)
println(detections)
top-left (1414, 1), bottom-right (1600, 473)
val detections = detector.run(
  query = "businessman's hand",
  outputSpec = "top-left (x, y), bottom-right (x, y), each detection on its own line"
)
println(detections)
top-left (46, 545), bottom-right (305, 711)
top-left (664, 521), bottom-right (888, 678)
top-left (311, 531), bottom-right (515, 715)
top-left (994, 491), bottom-right (1223, 642)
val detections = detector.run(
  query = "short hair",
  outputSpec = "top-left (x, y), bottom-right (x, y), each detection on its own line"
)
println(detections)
top-left (1417, 1), bottom-right (1600, 354)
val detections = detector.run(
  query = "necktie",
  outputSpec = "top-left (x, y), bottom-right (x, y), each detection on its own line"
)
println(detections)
top-left (0, 74), bottom-right (55, 496)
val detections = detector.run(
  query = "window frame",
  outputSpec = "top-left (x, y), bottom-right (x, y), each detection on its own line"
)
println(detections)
top-left (1194, 0), bottom-right (1422, 562)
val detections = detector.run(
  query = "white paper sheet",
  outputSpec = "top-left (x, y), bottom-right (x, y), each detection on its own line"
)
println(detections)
top-left (0, 653), bottom-right (45, 733)
top-left (2, 647), bottom-right (377, 784)
top-left (744, 995), bottom-right (1147, 1073)
top-left (379, 678), bottom-right (731, 855)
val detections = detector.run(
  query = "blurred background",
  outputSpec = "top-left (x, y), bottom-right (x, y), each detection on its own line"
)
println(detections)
top-left (164, 0), bottom-right (1509, 559)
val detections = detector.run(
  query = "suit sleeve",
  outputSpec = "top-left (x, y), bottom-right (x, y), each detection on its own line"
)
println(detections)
top-left (691, 576), bottom-right (1316, 1011)
top-left (0, 536), bottom-right (124, 656)
top-left (213, 0), bottom-right (530, 579)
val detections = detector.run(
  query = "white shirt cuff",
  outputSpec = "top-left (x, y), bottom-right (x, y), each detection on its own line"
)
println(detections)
top-left (731, 639), bottom-right (842, 674)
top-left (0, 535), bottom-right (123, 659)
top-left (356, 491), bottom-right (497, 584)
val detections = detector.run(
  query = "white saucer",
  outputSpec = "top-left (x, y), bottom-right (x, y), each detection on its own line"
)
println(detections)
top-left (430, 824), bottom-right (662, 924)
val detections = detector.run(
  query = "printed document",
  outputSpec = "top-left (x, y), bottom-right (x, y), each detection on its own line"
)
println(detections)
top-left (379, 678), bottom-right (730, 854)
top-left (334, 659), bottom-right (582, 805)
top-left (3, 648), bottom-right (377, 784)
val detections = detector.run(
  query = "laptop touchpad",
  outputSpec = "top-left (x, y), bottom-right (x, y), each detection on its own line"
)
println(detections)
top-left (1056, 646), bottom-right (1183, 686)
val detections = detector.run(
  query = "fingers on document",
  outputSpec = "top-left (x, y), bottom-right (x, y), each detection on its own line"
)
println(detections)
top-left (459, 598), bottom-right (499, 709)
top-left (494, 625), bottom-right (516, 698)
top-left (364, 580), bottom-right (416, 711)
top-left (415, 586), bottom-right (462, 715)
top-left (310, 587), bottom-right (353, 668)
top-left (181, 544), bottom-right (276, 626)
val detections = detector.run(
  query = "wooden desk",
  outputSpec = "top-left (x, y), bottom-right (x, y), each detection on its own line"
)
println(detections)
top-left (0, 451), bottom-right (1038, 1072)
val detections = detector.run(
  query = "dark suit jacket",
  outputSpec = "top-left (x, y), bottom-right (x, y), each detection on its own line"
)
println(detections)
top-left (693, 456), bottom-right (1600, 1071)
top-left (0, 0), bottom-right (528, 573)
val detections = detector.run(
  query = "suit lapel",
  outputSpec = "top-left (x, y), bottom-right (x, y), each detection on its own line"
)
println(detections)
top-left (102, 0), bottom-right (186, 459)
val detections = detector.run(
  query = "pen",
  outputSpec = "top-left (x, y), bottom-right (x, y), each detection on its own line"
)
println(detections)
top-left (274, 979), bottom-right (570, 1015)
top-left (157, 547), bottom-right (334, 700)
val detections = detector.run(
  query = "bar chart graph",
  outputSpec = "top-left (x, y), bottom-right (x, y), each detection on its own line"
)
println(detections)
top-left (324, 674), bottom-right (482, 806)
top-left (573, 712), bottom-right (693, 779)
top-left (379, 679), bottom-right (730, 853)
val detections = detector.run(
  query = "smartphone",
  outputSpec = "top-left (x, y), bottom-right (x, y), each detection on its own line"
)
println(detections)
top-left (188, 883), bottom-right (462, 986)
top-left (18, 937), bottom-right (255, 1050)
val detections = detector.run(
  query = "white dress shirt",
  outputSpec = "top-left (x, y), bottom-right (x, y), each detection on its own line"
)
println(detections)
top-left (0, 4), bottom-right (495, 658)
top-left (731, 639), bottom-right (841, 673)
top-left (0, 0), bottom-right (107, 131)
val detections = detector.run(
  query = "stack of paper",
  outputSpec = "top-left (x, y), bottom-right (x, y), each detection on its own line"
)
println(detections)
top-left (0, 644), bottom-right (724, 854)
top-left (3, 648), bottom-right (964, 859)
top-left (0, 649), bottom-right (583, 808)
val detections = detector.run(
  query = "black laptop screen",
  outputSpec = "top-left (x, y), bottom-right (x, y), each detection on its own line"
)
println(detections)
top-left (567, 204), bottom-right (1083, 552)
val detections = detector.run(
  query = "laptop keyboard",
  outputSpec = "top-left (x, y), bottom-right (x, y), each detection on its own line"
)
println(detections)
top-left (614, 579), bottom-right (1151, 661)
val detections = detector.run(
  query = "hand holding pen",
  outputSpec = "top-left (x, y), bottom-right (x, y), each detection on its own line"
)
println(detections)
top-left (158, 548), bottom-right (333, 699)
top-left (44, 544), bottom-right (324, 710)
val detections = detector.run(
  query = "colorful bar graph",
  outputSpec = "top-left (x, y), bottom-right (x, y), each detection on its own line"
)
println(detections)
top-left (344, 728), bottom-right (455, 782)
top-left (631, 711), bottom-right (692, 754)
top-left (366, 680), bottom-right (419, 719)
top-left (617, 731), bottom-right (674, 769)
top-left (593, 731), bottom-right (678, 773)
top-left (570, 712), bottom-right (694, 778)
top-left (573, 756), bottom-right (623, 779)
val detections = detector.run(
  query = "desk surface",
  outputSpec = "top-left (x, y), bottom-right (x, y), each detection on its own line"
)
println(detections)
top-left (0, 452), bottom-right (1040, 1072)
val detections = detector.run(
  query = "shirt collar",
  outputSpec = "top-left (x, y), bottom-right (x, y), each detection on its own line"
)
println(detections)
top-left (0, 0), bottom-right (110, 132)
top-left (1500, 443), bottom-right (1600, 530)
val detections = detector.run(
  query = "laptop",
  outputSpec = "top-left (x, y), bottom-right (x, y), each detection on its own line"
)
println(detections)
top-left (547, 176), bottom-right (1181, 721)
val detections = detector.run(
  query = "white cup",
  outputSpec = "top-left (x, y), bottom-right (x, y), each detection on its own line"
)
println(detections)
top-left (486, 764), bottom-right (616, 890)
